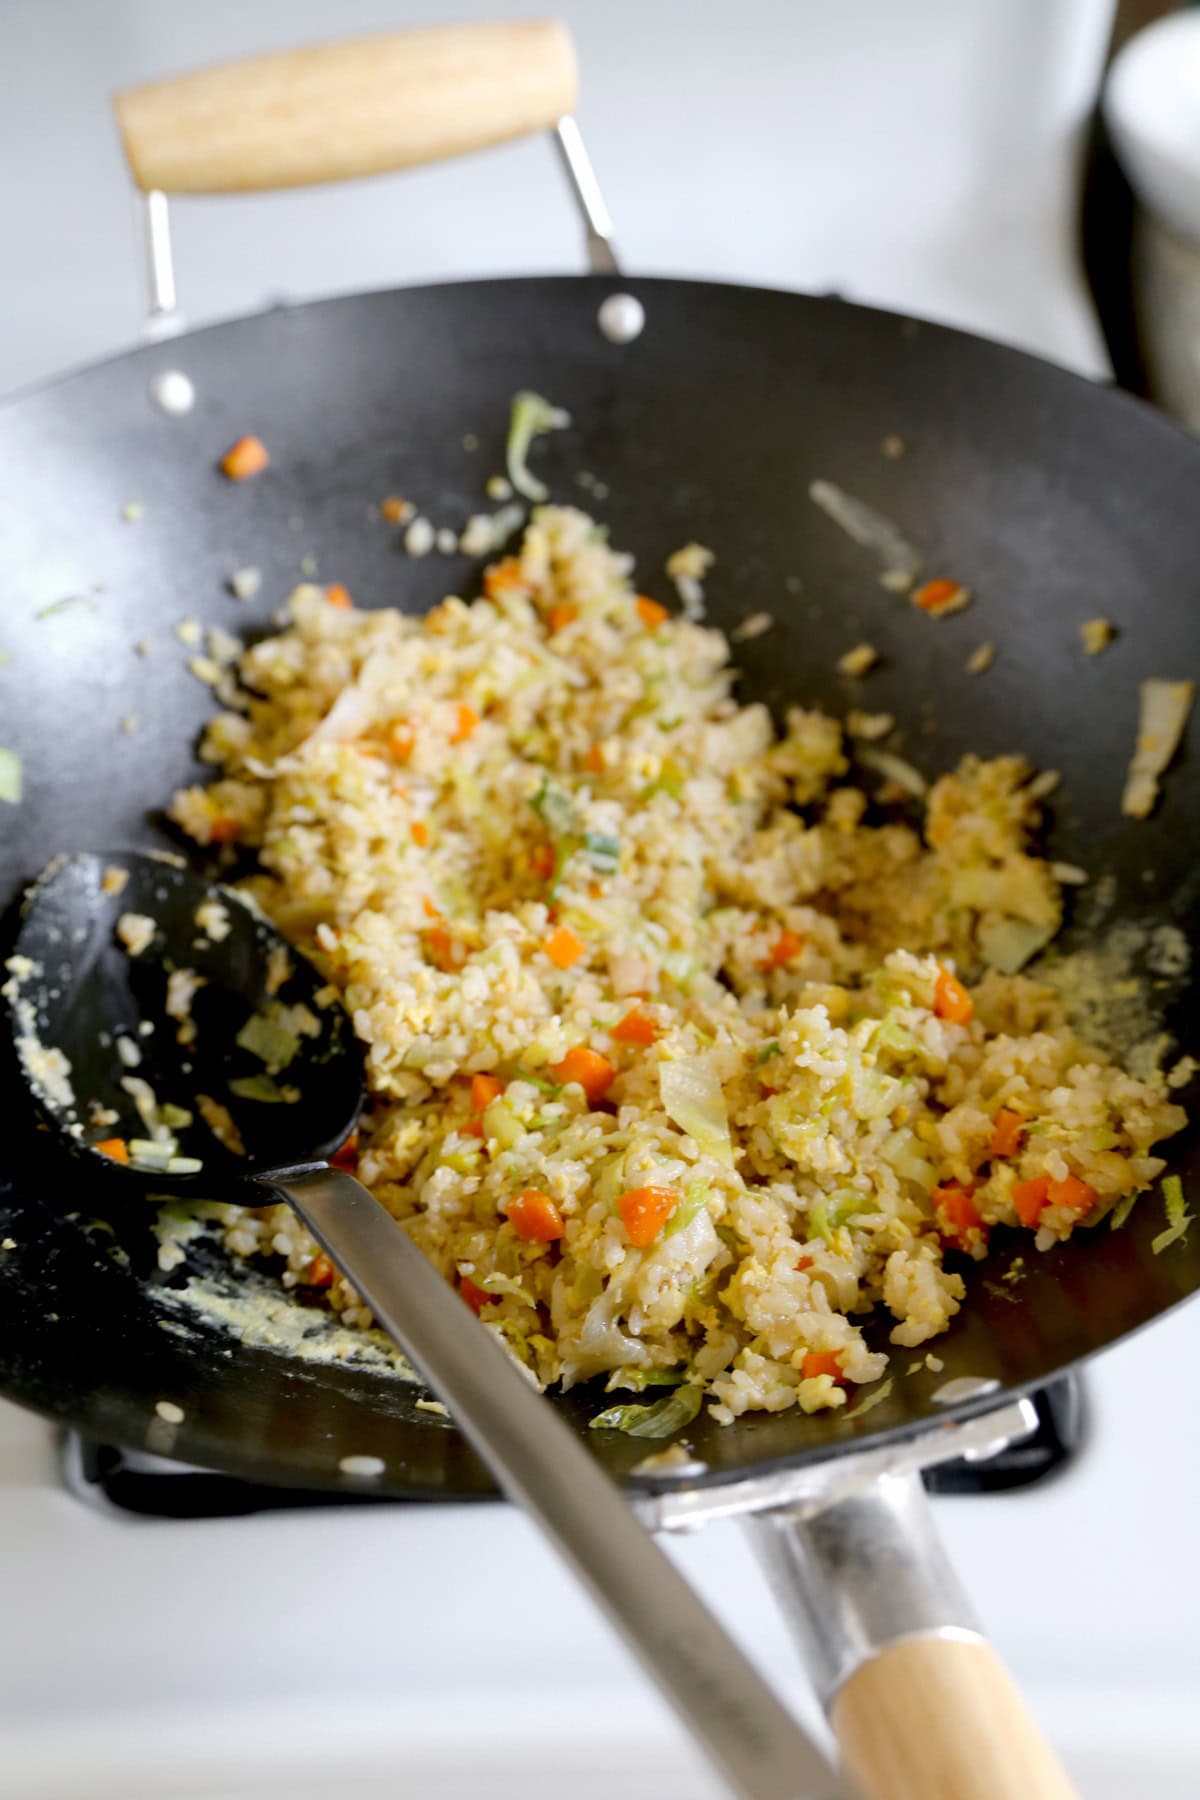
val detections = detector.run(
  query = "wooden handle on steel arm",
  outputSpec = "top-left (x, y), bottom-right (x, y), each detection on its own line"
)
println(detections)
top-left (832, 1636), bottom-right (1078, 1800)
top-left (113, 20), bottom-right (577, 194)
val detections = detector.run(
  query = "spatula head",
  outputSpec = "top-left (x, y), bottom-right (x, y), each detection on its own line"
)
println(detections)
top-left (4, 851), bottom-right (363, 1189)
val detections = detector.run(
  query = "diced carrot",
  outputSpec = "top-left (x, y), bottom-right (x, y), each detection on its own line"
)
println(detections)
top-left (94, 1137), bottom-right (129, 1163)
top-left (551, 1045), bottom-right (616, 1104)
top-left (423, 923), bottom-right (464, 972)
top-left (1046, 1174), bottom-right (1097, 1218)
top-left (330, 1131), bottom-right (358, 1171)
top-left (545, 925), bottom-right (586, 969)
top-left (1013, 1175), bottom-right (1051, 1227)
top-left (989, 1109), bottom-right (1025, 1160)
top-left (379, 496), bottom-right (411, 523)
top-left (471, 1074), bottom-right (503, 1116)
top-left (218, 435), bottom-right (270, 481)
top-left (483, 557), bottom-right (527, 599)
top-left (760, 928), bottom-right (805, 971)
top-left (421, 895), bottom-right (441, 919)
top-left (325, 583), bottom-right (353, 610)
top-left (547, 604), bottom-right (579, 633)
top-left (389, 722), bottom-right (415, 762)
top-left (584, 745), bottom-right (605, 775)
top-left (934, 967), bottom-right (974, 1025)
top-left (618, 1185), bottom-right (678, 1247)
top-left (531, 843), bottom-right (556, 881)
top-left (460, 1276), bottom-right (492, 1314)
top-left (450, 702), bottom-right (480, 744)
top-left (933, 1182), bottom-right (986, 1244)
top-left (306, 1254), bottom-right (334, 1288)
top-left (410, 820), bottom-right (429, 846)
top-left (914, 578), bottom-right (964, 614)
top-left (635, 596), bottom-right (669, 630)
top-left (801, 1350), bottom-right (845, 1383)
top-left (507, 1188), bottom-right (566, 1243)
top-left (612, 1007), bottom-right (658, 1046)
top-left (208, 816), bottom-right (240, 844)
top-left (795, 1254), bottom-right (814, 1272)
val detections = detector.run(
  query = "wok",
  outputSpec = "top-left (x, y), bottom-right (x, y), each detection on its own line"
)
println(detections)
top-left (1, 21), bottom-right (1197, 1800)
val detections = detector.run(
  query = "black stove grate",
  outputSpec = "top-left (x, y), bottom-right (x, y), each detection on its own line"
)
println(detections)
top-left (61, 1377), bottom-right (1084, 1520)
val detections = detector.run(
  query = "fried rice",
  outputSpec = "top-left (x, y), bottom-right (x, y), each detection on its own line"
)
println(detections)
top-left (168, 506), bottom-right (1187, 1422)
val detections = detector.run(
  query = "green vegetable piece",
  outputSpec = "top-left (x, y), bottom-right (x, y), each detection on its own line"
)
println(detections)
top-left (506, 390), bottom-right (569, 503)
top-left (605, 1365), bottom-right (688, 1393)
top-left (589, 1385), bottom-right (704, 1438)
top-left (228, 1074), bottom-right (292, 1104)
top-left (0, 748), bottom-right (22, 805)
top-left (665, 1179), bottom-right (712, 1237)
top-left (1152, 1174), bottom-right (1192, 1254)
top-left (235, 1012), bottom-right (301, 1069)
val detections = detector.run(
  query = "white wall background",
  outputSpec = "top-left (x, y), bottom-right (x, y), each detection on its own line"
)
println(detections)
top-left (1, 0), bottom-right (1115, 395)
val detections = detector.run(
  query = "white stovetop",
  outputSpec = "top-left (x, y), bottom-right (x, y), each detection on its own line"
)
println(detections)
top-left (3, 1), bottom-right (1198, 1795)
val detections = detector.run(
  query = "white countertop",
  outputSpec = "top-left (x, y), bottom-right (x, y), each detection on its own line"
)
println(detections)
top-left (4, 3), bottom-right (1199, 1795)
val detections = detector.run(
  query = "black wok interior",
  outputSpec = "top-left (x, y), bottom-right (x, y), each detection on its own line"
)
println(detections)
top-left (0, 275), bottom-right (1197, 1500)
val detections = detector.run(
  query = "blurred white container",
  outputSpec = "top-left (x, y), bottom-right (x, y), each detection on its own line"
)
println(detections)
top-left (1105, 9), bottom-right (1200, 241)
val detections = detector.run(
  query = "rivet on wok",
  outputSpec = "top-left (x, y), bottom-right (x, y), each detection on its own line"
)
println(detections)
top-left (150, 369), bottom-right (196, 416)
top-left (598, 293), bottom-right (646, 344)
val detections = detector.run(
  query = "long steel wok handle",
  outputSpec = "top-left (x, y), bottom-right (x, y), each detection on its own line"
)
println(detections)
top-left (113, 22), bottom-right (578, 195)
top-left (271, 1166), bottom-right (843, 1800)
top-left (748, 1478), bottom-right (1077, 1800)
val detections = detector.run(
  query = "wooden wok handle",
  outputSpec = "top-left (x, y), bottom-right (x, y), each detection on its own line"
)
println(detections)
top-left (113, 20), bottom-right (578, 194)
top-left (832, 1636), bottom-right (1077, 1800)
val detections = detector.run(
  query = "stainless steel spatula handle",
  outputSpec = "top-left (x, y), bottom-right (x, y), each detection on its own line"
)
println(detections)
top-left (276, 1166), bottom-right (844, 1800)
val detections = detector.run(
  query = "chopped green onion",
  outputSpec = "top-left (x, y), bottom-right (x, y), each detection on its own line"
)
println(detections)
top-left (529, 773), bottom-right (579, 837)
top-left (165, 1156), bottom-right (203, 1175)
top-left (589, 1385), bottom-right (704, 1438)
top-left (513, 1067), bottom-right (563, 1096)
top-left (159, 1104), bottom-right (194, 1130)
top-left (583, 830), bottom-right (621, 873)
top-left (754, 1041), bottom-right (781, 1066)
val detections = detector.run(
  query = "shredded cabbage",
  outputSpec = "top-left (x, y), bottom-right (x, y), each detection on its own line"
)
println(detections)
top-left (857, 748), bottom-right (927, 798)
top-left (808, 480), bottom-right (922, 589)
top-left (842, 1377), bottom-right (894, 1420)
top-left (236, 1012), bottom-right (300, 1069)
top-left (977, 916), bottom-right (1057, 975)
top-left (589, 1385), bottom-right (703, 1438)
top-left (506, 390), bottom-right (570, 502)
top-left (659, 1057), bottom-right (734, 1166)
top-left (228, 1074), bottom-right (293, 1103)
top-left (604, 1365), bottom-right (687, 1393)
top-left (1122, 679), bottom-right (1195, 819)
top-left (665, 1178), bottom-right (712, 1238)
top-left (0, 748), bottom-right (22, 806)
top-left (483, 1096), bottom-right (526, 1149)
top-left (470, 1269), bottom-right (536, 1309)
top-left (1108, 1191), bottom-right (1139, 1232)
